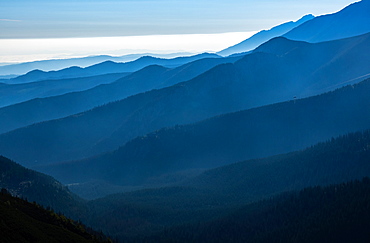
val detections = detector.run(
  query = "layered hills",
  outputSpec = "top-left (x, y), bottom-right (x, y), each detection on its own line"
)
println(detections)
top-left (40, 78), bottom-right (370, 185)
top-left (4, 53), bottom-right (220, 84)
top-left (0, 56), bottom-right (239, 134)
top-left (0, 52), bottom-right (191, 76)
top-left (0, 33), bottom-right (369, 166)
top-left (2, 1), bottom-right (370, 242)
top-left (218, 14), bottom-right (314, 56)
top-left (0, 72), bottom-right (128, 108)
top-left (80, 130), bottom-right (370, 241)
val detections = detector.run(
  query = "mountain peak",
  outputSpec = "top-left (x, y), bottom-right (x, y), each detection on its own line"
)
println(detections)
top-left (283, 0), bottom-right (370, 42)
top-left (218, 14), bottom-right (314, 56)
top-left (298, 14), bottom-right (315, 22)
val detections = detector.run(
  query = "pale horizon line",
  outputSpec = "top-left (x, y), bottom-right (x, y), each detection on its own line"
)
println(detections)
top-left (0, 31), bottom-right (257, 64)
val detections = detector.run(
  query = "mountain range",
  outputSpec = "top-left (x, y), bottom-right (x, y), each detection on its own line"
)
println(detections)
top-left (0, 72), bottom-right (129, 108)
top-left (283, 0), bottom-right (370, 42)
top-left (1, 127), bottom-right (370, 242)
top-left (0, 32), bottom-right (368, 166)
top-left (38, 78), bottom-right (370, 186)
top-left (1, 1), bottom-right (370, 242)
top-left (80, 130), bottom-right (370, 240)
top-left (218, 14), bottom-right (314, 56)
top-left (220, 0), bottom-right (370, 56)
top-left (0, 56), bottom-right (240, 135)
top-left (0, 52), bottom-right (192, 76)
top-left (3, 53), bottom-right (220, 84)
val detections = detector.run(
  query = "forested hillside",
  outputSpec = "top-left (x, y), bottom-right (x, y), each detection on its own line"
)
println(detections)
top-left (0, 189), bottom-right (111, 243)
top-left (0, 156), bottom-right (85, 218)
top-left (80, 130), bottom-right (370, 241)
top-left (145, 178), bottom-right (370, 243)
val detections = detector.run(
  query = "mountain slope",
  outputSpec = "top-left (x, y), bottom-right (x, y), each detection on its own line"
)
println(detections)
top-left (82, 130), bottom-right (370, 241)
top-left (6, 53), bottom-right (220, 84)
top-left (283, 0), bottom-right (370, 42)
top-left (218, 14), bottom-right (314, 56)
top-left (147, 178), bottom-right (370, 243)
top-left (0, 155), bottom-right (85, 218)
top-left (0, 72), bottom-right (128, 108)
top-left (0, 56), bottom-right (239, 135)
top-left (1, 34), bottom-right (369, 165)
top-left (40, 78), bottom-right (370, 185)
top-left (0, 190), bottom-right (109, 243)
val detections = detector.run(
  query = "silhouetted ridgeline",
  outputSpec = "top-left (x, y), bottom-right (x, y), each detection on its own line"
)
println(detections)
top-left (218, 14), bottom-right (314, 56)
top-left (0, 52), bottom-right (194, 76)
top-left (283, 0), bottom-right (370, 42)
top-left (1, 129), bottom-right (369, 242)
top-left (219, 0), bottom-right (370, 56)
top-left (0, 72), bottom-right (128, 108)
top-left (1, 33), bottom-right (369, 166)
top-left (5, 53), bottom-right (220, 84)
top-left (0, 56), bottom-right (239, 135)
top-left (41, 78), bottom-right (370, 185)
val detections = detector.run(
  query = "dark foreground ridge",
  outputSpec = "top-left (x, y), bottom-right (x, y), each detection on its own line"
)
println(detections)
top-left (144, 178), bottom-right (370, 243)
top-left (0, 188), bottom-right (112, 243)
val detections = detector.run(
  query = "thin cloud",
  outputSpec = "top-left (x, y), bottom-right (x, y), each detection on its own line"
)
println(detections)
top-left (0, 19), bottom-right (22, 22)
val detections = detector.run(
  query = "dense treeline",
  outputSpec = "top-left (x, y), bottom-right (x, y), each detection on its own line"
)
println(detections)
top-left (184, 130), bottom-right (370, 202)
top-left (0, 188), bottom-right (112, 243)
top-left (83, 130), bottom-right (370, 241)
top-left (0, 125), bottom-right (369, 242)
top-left (145, 178), bottom-right (370, 242)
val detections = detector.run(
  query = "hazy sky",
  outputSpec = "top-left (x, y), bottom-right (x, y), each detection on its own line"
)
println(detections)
top-left (0, 0), bottom-right (358, 63)
top-left (0, 0), bottom-right (358, 38)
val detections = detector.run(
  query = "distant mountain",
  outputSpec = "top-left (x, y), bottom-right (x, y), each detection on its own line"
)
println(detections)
top-left (284, 0), bottom-right (370, 42)
top-left (0, 52), bottom-right (192, 76)
top-left (0, 72), bottom-right (128, 108)
top-left (81, 130), bottom-right (370, 241)
top-left (218, 14), bottom-right (314, 56)
top-left (0, 156), bottom-right (84, 218)
top-left (0, 56), bottom-right (239, 135)
top-left (4, 53), bottom-right (220, 84)
top-left (40, 78), bottom-right (370, 186)
top-left (0, 190), bottom-right (108, 243)
top-left (0, 74), bottom-right (17, 79)
top-left (1, 33), bottom-right (369, 166)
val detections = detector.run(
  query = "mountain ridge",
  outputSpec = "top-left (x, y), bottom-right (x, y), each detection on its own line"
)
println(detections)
top-left (218, 14), bottom-right (314, 56)
top-left (5, 53), bottom-right (220, 84)
top-left (0, 56), bottom-right (240, 135)
top-left (283, 0), bottom-right (370, 42)
top-left (39, 78), bottom-right (370, 186)
top-left (0, 33), bottom-right (369, 165)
